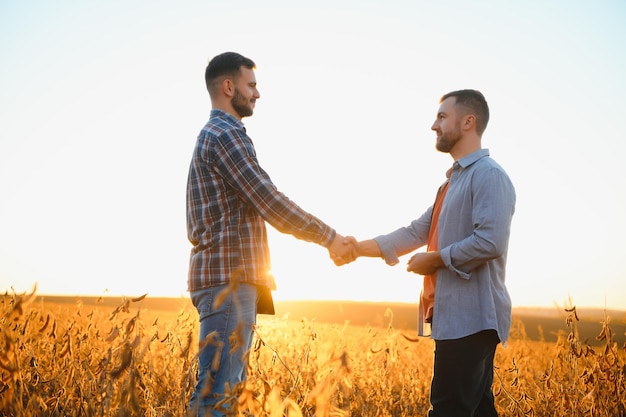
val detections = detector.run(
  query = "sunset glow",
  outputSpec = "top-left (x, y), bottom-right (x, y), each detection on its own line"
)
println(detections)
top-left (1, 2), bottom-right (625, 311)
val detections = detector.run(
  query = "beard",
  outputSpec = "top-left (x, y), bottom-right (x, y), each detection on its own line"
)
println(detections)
top-left (231, 88), bottom-right (254, 118)
top-left (435, 122), bottom-right (462, 153)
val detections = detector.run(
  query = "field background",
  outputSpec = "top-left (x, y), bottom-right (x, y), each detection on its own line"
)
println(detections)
top-left (35, 295), bottom-right (626, 346)
top-left (3, 293), bottom-right (625, 416)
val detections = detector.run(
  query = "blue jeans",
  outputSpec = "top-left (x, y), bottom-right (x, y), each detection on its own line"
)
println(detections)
top-left (188, 284), bottom-right (257, 417)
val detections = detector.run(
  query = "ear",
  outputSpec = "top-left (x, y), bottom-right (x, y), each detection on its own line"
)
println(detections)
top-left (222, 78), bottom-right (235, 98)
top-left (462, 114), bottom-right (476, 132)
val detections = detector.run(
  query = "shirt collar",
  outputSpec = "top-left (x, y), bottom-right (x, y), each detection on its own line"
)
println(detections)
top-left (210, 109), bottom-right (246, 130)
top-left (455, 148), bottom-right (490, 170)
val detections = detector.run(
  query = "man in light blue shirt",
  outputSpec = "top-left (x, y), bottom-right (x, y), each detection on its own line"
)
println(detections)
top-left (345, 90), bottom-right (516, 416)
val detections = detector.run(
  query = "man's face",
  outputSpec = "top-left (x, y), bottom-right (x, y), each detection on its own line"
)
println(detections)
top-left (431, 97), bottom-right (462, 153)
top-left (231, 67), bottom-right (260, 119)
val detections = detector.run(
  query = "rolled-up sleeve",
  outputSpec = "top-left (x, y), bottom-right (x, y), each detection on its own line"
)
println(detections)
top-left (374, 208), bottom-right (432, 265)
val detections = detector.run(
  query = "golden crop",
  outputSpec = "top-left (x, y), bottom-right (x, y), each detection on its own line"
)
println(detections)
top-left (1, 288), bottom-right (624, 416)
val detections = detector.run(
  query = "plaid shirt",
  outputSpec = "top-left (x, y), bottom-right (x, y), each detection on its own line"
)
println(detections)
top-left (186, 109), bottom-right (336, 292)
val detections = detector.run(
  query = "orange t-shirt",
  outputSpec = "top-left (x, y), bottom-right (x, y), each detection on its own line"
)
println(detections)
top-left (421, 180), bottom-right (449, 323)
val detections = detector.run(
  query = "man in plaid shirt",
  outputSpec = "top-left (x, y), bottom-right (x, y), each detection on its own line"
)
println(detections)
top-left (186, 51), bottom-right (356, 416)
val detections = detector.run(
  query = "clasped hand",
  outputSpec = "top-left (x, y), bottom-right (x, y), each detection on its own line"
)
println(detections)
top-left (406, 251), bottom-right (444, 275)
top-left (328, 234), bottom-right (358, 266)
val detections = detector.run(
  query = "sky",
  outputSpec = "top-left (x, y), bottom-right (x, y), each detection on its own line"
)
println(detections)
top-left (1, 1), bottom-right (625, 311)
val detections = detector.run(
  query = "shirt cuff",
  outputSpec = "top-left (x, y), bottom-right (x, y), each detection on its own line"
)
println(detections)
top-left (440, 246), bottom-right (471, 279)
top-left (323, 228), bottom-right (337, 248)
top-left (374, 236), bottom-right (400, 266)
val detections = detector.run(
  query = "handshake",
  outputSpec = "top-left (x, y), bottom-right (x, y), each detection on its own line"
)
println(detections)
top-left (327, 233), bottom-right (444, 275)
top-left (328, 234), bottom-right (360, 266)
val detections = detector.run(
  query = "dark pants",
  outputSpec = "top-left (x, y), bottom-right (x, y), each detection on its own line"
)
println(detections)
top-left (428, 330), bottom-right (500, 417)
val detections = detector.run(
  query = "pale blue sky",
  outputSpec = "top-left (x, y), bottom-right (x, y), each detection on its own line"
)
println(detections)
top-left (1, 1), bottom-right (625, 310)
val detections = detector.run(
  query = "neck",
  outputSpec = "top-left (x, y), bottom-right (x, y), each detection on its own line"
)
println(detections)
top-left (450, 135), bottom-right (481, 161)
top-left (212, 101), bottom-right (242, 121)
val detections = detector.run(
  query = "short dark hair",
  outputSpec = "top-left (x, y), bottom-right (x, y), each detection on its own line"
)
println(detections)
top-left (441, 89), bottom-right (490, 135)
top-left (205, 52), bottom-right (256, 95)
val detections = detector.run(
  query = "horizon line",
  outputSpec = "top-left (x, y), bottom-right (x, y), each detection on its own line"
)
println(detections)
top-left (20, 293), bottom-right (626, 313)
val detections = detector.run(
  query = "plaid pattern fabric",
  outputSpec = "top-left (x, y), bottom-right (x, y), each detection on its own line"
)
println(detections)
top-left (186, 110), bottom-right (335, 292)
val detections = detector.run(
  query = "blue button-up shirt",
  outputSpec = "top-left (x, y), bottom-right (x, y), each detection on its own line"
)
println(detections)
top-left (374, 149), bottom-right (516, 342)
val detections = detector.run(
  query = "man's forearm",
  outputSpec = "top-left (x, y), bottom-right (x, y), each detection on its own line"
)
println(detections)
top-left (355, 239), bottom-right (382, 258)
